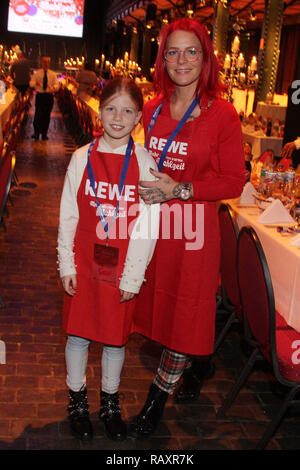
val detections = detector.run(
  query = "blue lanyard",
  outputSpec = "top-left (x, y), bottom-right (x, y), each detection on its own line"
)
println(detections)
top-left (87, 136), bottom-right (134, 242)
top-left (145, 96), bottom-right (199, 171)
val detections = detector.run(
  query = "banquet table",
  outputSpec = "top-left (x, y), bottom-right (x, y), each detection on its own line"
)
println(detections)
top-left (225, 198), bottom-right (300, 332)
top-left (0, 87), bottom-right (18, 146)
top-left (256, 101), bottom-right (287, 122)
top-left (84, 95), bottom-right (100, 126)
top-left (242, 129), bottom-right (283, 158)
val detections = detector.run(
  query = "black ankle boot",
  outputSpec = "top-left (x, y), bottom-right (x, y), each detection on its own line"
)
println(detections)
top-left (67, 386), bottom-right (93, 441)
top-left (130, 383), bottom-right (169, 439)
top-left (99, 391), bottom-right (127, 441)
top-left (174, 359), bottom-right (216, 404)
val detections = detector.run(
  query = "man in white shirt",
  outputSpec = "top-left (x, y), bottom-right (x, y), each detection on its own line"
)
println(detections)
top-left (30, 56), bottom-right (59, 140)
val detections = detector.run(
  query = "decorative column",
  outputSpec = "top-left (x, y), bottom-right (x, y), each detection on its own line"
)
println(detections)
top-left (115, 20), bottom-right (125, 60)
top-left (141, 26), bottom-right (152, 80)
top-left (212, 1), bottom-right (230, 54)
top-left (255, 0), bottom-right (284, 104)
top-left (130, 25), bottom-right (139, 63)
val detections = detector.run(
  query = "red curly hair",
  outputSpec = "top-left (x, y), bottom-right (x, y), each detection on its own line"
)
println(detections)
top-left (153, 18), bottom-right (225, 100)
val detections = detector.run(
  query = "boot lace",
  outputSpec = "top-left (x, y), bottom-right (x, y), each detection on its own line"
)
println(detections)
top-left (68, 388), bottom-right (89, 417)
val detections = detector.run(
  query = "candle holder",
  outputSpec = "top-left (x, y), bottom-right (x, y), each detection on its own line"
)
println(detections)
top-left (226, 51), bottom-right (239, 102)
top-left (100, 54), bottom-right (105, 76)
top-left (225, 35), bottom-right (240, 102)
top-left (111, 53), bottom-right (140, 80)
top-left (243, 62), bottom-right (258, 116)
top-left (222, 39), bottom-right (258, 116)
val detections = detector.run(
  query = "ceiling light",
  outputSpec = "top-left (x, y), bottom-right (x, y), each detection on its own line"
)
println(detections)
top-left (248, 7), bottom-right (256, 21)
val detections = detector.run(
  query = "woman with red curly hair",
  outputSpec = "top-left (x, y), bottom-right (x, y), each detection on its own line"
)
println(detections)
top-left (131, 18), bottom-right (245, 438)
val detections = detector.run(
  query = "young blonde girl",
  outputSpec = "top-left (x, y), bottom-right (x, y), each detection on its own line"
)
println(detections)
top-left (57, 78), bottom-right (159, 441)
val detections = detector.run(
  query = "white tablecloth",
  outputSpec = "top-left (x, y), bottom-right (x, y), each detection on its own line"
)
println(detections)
top-left (242, 130), bottom-right (283, 158)
top-left (0, 87), bottom-right (18, 146)
top-left (226, 198), bottom-right (300, 332)
top-left (273, 93), bottom-right (288, 106)
top-left (256, 101), bottom-right (287, 122)
top-left (84, 96), bottom-right (100, 126)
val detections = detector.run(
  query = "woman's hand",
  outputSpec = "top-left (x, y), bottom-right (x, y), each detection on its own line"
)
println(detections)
top-left (120, 290), bottom-right (135, 303)
top-left (61, 275), bottom-right (77, 296)
top-left (281, 141), bottom-right (296, 158)
top-left (139, 168), bottom-right (179, 204)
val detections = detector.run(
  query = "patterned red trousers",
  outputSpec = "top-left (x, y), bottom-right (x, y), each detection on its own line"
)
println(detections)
top-left (153, 348), bottom-right (192, 394)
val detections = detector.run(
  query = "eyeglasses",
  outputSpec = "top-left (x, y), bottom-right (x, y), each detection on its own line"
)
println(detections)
top-left (164, 47), bottom-right (203, 63)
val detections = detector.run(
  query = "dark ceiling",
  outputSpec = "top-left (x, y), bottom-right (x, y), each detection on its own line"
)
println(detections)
top-left (104, 0), bottom-right (300, 30)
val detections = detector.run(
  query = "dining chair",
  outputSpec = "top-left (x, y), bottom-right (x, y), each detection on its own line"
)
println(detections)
top-left (217, 226), bottom-right (300, 449)
top-left (214, 203), bottom-right (242, 352)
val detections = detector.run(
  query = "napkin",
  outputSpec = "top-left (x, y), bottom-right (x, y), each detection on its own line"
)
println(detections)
top-left (239, 182), bottom-right (256, 204)
top-left (258, 198), bottom-right (295, 224)
top-left (290, 234), bottom-right (300, 247)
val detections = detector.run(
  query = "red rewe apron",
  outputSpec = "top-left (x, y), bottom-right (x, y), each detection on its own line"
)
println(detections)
top-left (63, 137), bottom-right (140, 345)
top-left (134, 97), bottom-right (220, 356)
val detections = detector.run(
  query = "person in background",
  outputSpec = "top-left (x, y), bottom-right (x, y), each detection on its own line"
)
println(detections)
top-left (280, 137), bottom-right (300, 171)
top-left (76, 62), bottom-right (97, 101)
top-left (10, 51), bottom-right (31, 96)
top-left (243, 141), bottom-right (253, 181)
top-left (130, 18), bottom-right (245, 439)
top-left (29, 56), bottom-right (59, 140)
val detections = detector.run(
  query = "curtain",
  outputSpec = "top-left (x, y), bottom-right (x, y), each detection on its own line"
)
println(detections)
top-left (276, 26), bottom-right (300, 94)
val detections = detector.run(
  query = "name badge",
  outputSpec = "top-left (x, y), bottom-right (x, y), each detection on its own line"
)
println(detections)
top-left (92, 244), bottom-right (119, 287)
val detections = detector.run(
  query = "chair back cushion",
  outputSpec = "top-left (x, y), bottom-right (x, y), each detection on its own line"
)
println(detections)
top-left (238, 227), bottom-right (300, 385)
top-left (0, 152), bottom-right (15, 217)
top-left (218, 203), bottom-right (240, 310)
top-left (237, 226), bottom-right (275, 348)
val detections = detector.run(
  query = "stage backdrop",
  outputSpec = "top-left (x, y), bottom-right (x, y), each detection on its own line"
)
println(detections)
top-left (7, 0), bottom-right (85, 38)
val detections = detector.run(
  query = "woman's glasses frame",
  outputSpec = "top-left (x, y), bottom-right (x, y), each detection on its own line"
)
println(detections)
top-left (164, 47), bottom-right (203, 63)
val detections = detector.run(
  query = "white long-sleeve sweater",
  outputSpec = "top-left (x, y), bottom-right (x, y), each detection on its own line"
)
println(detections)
top-left (57, 138), bottom-right (160, 294)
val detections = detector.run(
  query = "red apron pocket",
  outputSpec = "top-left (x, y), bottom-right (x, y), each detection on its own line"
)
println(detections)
top-left (92, 243), bottom-right (119, 287)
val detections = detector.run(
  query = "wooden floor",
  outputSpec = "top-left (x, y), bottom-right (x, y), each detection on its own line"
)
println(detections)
top-left (0, 97), bottom-right (300, 452)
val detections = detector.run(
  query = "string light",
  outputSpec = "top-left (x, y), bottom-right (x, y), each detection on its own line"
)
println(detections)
top-left (184, 1), bottom-right (195, 17)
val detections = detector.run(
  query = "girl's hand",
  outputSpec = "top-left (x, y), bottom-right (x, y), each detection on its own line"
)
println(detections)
top-left (62, 275), bottom-right (77, 296)
top-left (139, 169), bottom-right (178, 204)
top-left (120, 290), bottom-right (135, 303)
